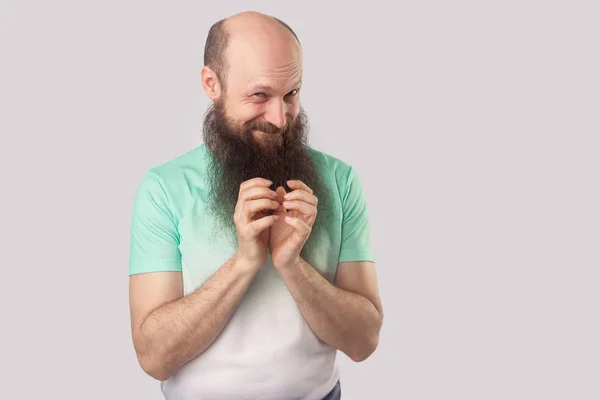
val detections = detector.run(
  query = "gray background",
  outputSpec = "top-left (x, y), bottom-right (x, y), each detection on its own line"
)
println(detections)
top-left (1, 1), bottom-right (598, 399)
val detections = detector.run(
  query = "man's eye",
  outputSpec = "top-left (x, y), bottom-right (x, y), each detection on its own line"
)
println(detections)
top-left (253, 93), bottom-right (267, 99)
top-left (286, 89), bottom-right (299, 97)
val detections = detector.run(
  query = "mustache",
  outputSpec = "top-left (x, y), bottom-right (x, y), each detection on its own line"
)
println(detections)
top-left (243, 115), bottom-right (295, 134)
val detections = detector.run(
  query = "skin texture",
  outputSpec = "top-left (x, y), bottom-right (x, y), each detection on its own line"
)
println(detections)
top-left (129, 11), bottom-right (383, 382)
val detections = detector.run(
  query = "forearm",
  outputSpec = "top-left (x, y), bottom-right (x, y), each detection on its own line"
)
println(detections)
top-left (138, 252), bottom-right (258, 380)
top-left (277, 257), bottom-right (382, 362)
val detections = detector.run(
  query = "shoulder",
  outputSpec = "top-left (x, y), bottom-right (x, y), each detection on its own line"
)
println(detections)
top-left (306, 146), bottom-right (361, 192)
top-left (132, 144), bottom-right (209, 219)
top-left (146, 144), bottom-right (208, 182)
top-left (306, 146), bottom-right (353, 177)
top-left (133, 144), bottom-right (210, 200)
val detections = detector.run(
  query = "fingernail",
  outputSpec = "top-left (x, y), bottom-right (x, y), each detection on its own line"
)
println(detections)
top-left (264, 179), bottom-right (272, 184)
top-left (284, 193), bottom-right (291, 199)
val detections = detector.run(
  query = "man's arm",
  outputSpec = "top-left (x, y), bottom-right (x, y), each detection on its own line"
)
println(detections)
top-left (276, 258), bottom-right (383, 362)
top-left (129, 253), bottom-right (259, 381)
top-left (129, 176), bottom-right (280, 381)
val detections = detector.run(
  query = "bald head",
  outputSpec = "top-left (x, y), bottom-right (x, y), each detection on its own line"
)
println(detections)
top-left (201, 11), bottom-right (304, 152)
top-left (203, 11), bottom-right (301, 90)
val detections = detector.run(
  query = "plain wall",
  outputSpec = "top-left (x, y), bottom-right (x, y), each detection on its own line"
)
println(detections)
top-left (0, 1), bottom-right (598, 399)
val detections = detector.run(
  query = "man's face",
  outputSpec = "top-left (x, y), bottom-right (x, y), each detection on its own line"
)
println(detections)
top-left (219, 35), bottom-right (303, 150)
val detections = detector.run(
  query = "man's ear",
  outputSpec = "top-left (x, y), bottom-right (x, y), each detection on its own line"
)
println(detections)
top-left (201, 66), bottom-right (222, 100)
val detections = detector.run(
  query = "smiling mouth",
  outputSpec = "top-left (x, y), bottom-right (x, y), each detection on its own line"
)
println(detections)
top-left (253, 130), bottom-right (281, 140)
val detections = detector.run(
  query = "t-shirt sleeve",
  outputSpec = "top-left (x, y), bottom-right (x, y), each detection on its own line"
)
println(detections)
top-left (128, 170), bottom-right (182, 275)
top-left (338, 166), bottom-right (375, 263)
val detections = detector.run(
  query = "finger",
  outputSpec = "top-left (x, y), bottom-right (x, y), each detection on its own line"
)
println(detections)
top-left (246, 214), bottom-right (279, 236)
top-left (271, 186), bottom-right (289, 216)
top-left (240, 186), bottom-right (278, 202)
top-left (281, 200), bottom-right (316, 217)
top-left (284, 215), bottom-right (312, 242)
top-left (274, 186), bottom-right (287, 202)
top-left (239, 178), bottom-right (273, 195)
top-left (283, 189), bottom-right (317, 206)
top-left (272, 201), bottom-right (288, 216)
top-left (244, 198), bottom-right (281, 218)
top-left (237, 199), bottom-right (279, 225)
top-left (286, 180), bottom-right (313, 194)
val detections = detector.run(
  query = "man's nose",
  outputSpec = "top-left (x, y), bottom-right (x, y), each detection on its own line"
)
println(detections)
top-left (264, 100), bottom-right (286, 129)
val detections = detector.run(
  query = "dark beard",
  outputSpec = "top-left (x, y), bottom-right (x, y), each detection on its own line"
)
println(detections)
top-left (201, 100), bottom-right (331, 246)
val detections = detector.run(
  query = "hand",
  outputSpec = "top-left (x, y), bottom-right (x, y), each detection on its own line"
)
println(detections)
top-left (233, 178), bottom-right (281, 270)
top-left (269, 180), bottom-right (318, 270)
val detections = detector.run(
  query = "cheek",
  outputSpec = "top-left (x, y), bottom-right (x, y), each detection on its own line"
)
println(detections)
top-left (238, 104), bottom-right (264, 125)
top-left (287, 101), bottom-right (300, 118)
top-left (225, 99), bottom-right (262, 126)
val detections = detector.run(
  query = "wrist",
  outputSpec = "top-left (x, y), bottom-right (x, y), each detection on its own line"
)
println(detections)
top-left (274, 255), bottom-right (301, 271)
top-left (232, 250), bottom-right (263, 273)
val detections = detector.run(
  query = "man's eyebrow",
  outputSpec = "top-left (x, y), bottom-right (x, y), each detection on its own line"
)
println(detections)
top-left (292, 76), bottom-right (303, 88)
top-left (248, 78), bottom-right (303, 94)
top-left (248, 84), bottom-right (273, 93)
top-left (291, 76), bottom-right (303, 87)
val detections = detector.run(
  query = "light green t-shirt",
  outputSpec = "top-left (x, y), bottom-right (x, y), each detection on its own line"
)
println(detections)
top-left (128, 143), bottom-right (374, 399)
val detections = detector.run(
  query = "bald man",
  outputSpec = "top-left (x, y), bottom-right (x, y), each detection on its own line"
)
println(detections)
top-left (128, 11), bottom-right (383, 400)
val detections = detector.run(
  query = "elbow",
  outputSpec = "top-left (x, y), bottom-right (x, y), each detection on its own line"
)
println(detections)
top-left (147, 366), bottom-right (171, 382)
top-left (349, 314), bottom-right (383, 363)
top-left (349, 333), bottom-right (380, 363)
top-left (138, 353), bottom-right (171, 381)
top-left (132, 324), bottom-right (172, 381)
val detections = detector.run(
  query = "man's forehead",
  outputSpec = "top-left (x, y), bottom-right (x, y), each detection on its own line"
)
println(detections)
top-left (227, 46), bottom-right (302, 90)
top-left (228, 36), bottom-right (301, 65)
top-left (245, 73), bottom-right (302, 91)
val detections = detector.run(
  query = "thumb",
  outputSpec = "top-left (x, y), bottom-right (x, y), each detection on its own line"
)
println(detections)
top-left (273, 186), bottom-right (287, 215)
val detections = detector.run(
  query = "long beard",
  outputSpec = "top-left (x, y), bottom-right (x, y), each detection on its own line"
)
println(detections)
top-left (201, 100), bottom-right (331, 245)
